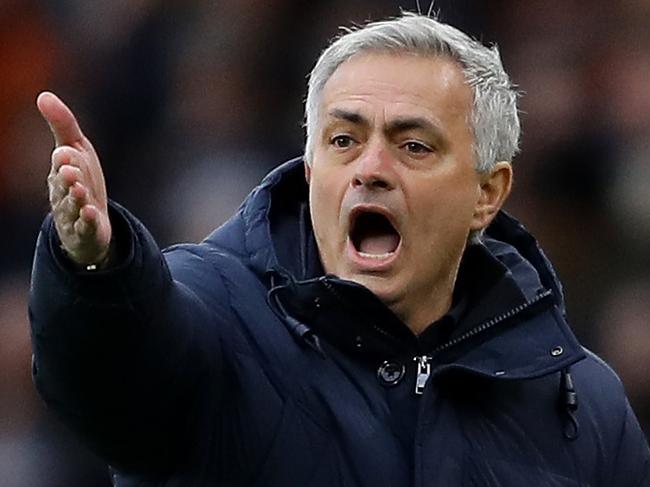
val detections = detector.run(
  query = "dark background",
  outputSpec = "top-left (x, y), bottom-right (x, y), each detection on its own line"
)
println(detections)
top-left (2, 0), bottom-right (649, 484)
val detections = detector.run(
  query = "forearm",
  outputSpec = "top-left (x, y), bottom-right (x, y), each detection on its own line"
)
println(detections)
top-left (29, 202), bottom-right (219, 474)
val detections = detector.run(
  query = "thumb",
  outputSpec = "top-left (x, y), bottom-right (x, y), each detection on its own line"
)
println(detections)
top-left (36, 91), bottom-right (85, 148)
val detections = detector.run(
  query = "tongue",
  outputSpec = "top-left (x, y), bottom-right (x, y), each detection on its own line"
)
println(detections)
top-left (358, 233), bottom-right (400, 255)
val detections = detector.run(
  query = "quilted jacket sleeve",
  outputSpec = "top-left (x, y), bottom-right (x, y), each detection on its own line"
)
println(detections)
top-left (29, 201), bottom-right (234, 476)
top-left (608, 399), bottom-right (650, 487)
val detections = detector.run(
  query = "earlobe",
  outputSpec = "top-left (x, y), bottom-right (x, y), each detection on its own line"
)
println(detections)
top-left (470, 162), bottom-right (513, 231)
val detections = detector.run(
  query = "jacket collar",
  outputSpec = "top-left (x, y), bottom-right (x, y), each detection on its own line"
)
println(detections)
top-left (242, 158), bottom-right (585, 378)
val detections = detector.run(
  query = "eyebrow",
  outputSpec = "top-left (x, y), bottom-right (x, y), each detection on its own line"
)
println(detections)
top-left (386, 116), bottom-right (437, 134)
top-left (327, 109), bottom-right (446, 145)
top-left (328, 108), bottom-right (370, 127)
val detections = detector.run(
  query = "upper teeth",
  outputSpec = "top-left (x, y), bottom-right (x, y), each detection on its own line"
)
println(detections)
top-left (358, 251), bottom-right (394, 259)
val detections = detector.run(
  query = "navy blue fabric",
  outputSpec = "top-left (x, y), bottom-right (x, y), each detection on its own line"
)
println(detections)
top-left (30, 158), bottom-right (650, 486)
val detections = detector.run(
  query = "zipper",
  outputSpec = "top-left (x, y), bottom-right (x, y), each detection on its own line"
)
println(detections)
top-left (431, 289), bottom-right (552, 355)
top-left (413, 355), bottom-right (431, 395)
top-left (411, 289), bottom-right (553, 396)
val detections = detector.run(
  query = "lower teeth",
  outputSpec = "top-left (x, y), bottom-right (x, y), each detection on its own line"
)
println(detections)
top-left (358, 251), bottom-right (394, 259)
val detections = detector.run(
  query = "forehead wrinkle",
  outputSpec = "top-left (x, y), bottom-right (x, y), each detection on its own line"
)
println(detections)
top-left (323, 52), bottom-right (469, 105)
top-left (326, 85), bottom-right (442, 112)
top-left (322, 91), bottom-right (465, 137)
top-left (319, 54), bottom-right (473, 144)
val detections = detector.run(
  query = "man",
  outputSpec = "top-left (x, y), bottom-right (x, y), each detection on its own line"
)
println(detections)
top-left (30, 13), bottom-right (649, 486)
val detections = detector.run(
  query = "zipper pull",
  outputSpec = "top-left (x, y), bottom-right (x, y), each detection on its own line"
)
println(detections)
top-left (414, 355), bottom-right (431, 395)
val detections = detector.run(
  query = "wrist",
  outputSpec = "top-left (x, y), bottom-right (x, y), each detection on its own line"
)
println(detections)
top-left (61, 240), bottom-right (114, 272)
top-left (83, 242), bottom-right (113, 271)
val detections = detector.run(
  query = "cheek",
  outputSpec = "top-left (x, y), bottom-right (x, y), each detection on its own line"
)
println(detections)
top-left (409, 179), bottom-right (478, 240)
top-left (308, 170), bottom-right (347, 239)
top-left (308, 183), bottom-right (326, 238)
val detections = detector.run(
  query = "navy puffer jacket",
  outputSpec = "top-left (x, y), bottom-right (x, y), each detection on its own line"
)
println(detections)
top-left (30, 158), bottom-right (650, 486)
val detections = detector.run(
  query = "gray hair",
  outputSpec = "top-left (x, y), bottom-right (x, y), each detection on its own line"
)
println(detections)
top-left (304, 13), bottom-right (520, 173)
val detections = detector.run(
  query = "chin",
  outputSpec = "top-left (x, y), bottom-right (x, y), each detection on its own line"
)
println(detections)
top-left (345, 272), bottom-right (402, 306)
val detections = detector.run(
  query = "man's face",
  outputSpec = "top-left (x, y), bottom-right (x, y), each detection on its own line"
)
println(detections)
top-left (307, 52), bottom-right (483, 326)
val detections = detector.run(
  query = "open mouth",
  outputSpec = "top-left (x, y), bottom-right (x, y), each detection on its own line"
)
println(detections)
top-left (349, 210), bottom-right (401, 259)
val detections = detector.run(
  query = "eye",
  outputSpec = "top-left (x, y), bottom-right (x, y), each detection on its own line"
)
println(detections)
top-left (402, 140), bottom-right (433, 155)
top-left (330, 134), bottom-right (355, 149)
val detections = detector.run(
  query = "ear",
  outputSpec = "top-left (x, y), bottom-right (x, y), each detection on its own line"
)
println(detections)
top-left (304, 160), bottom-right (312, 184)
top-left (470, 161), bottom-right (513, 232)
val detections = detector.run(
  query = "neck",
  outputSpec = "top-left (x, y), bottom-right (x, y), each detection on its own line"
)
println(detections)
top-left (393, 257), bottom-right (463, 336)
top-left (398, 285), bottom-right (455, 336)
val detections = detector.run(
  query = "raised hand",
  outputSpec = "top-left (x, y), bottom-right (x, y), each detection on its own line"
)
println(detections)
top-left (37, 92), bottom-right (112, 267)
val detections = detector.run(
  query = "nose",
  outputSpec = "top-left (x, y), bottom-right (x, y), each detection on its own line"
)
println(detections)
top-left (351, 143), bottom-right (396, 191)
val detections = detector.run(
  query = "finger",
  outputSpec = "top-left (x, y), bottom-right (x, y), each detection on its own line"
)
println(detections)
top-left (57, 164), bottom-right (84, 187)
top-left (56, 192), bottom-right (83, 222)
top-left (48, 173), bottom-right (69, 207)
top-left (75, 206), bottom-right (99, 239)
top-left (36, 91), bottom-right (85, 148)
top-left (52, 200), bottom-right (80, 239)
top-left (69, 181), bottom-right (89, 203)
top-left (53, 193), bottom-right (94, 245)
top-left (62, 182), bottom-right (90, 217)
top-left (51, 145), bottom-right (85, 173)
top-left (80, 204), bottom-right (111, 243)
top-left (48, 177), bottom-right (66, 207)
top-left (48, 167), bottom-right (82, 207)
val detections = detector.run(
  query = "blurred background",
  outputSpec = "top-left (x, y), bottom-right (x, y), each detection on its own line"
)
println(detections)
top-left (1, 0), bottom-right (649, 484)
